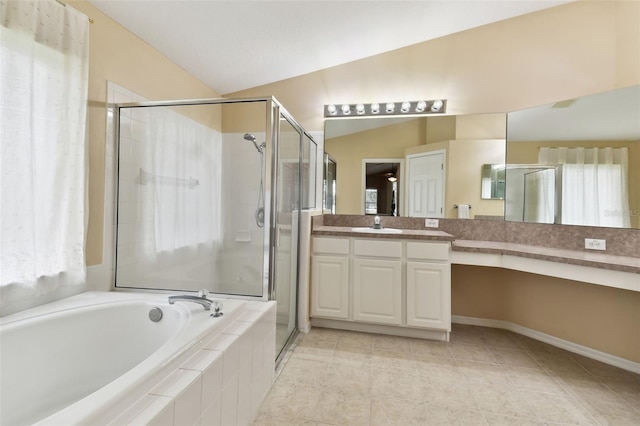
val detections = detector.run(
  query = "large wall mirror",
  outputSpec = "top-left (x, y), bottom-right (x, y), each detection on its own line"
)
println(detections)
top-left (506, 85), bottom-right (640, 229)
top-left (324, 113), bottom-right (507, 219)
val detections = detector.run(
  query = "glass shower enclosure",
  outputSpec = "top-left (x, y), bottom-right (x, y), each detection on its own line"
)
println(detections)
top-left (113, 97), bottom-right (316, 362)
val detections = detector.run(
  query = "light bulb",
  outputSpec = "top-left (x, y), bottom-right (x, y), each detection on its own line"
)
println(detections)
top-left (327, 104), bottom-right (337, 115)
top-left (431, 99), bottom-right (444, 112)
top-left (370, 103), bottom-right (380, 114)
top-left (415, 100), bottom-right (427, 112)
top-left (356, 104), bottom-right (365, 115)
top-left (386, 102), bottom-right (395, 113)
top-left (388, 176), bottom-right (397, 182)
top-left (341, 104), bottom-right (351, 115)
top-left (401, 101), bottom-right (411, 113)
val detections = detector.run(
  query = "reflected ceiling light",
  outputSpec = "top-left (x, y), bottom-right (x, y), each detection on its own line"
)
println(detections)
top-left (324, 99), bottom-right (447, 118)
top-left (388, 175), bottom-right (397, 182)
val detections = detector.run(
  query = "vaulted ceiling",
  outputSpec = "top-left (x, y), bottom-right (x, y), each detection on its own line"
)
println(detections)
top-left (88, 1), bottom-right (571, 95)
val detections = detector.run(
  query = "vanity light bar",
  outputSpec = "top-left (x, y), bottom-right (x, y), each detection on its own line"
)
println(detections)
top-left (324, 99), bottom-right (446, 117)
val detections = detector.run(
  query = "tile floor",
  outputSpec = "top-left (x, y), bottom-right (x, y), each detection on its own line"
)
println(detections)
top-left (254, 324), bottom-right (640, 425)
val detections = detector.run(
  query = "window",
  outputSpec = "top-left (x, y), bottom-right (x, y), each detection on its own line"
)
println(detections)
top-left (0, 2), bottom-right (89, 297)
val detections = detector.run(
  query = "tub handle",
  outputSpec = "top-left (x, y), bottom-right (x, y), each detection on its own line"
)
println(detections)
top-left (210, 301), bottom-right (224, 318)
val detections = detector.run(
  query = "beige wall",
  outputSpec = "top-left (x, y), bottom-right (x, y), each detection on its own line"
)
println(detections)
top-left (326, 119), bottom-right (424, 215)
top-left (404, 139), bottom-right (507, 219)
top-left (227, 1), bottom-right (640, 132)
top-left (329, 113), bottom-right (505, 218)
top-left (68, 1), bottom-right (221, 266)
top-left (453, 265), bottom-right (640, 363)
top-left (447, 139), bottom-right (506, 218)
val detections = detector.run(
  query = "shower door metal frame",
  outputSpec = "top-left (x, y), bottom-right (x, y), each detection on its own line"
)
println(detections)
top-left (112, 96), bottom-right (283, 302)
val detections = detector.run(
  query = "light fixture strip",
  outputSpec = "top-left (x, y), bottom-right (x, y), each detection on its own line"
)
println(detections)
top-left (324, 100), bottom-right (446, 117)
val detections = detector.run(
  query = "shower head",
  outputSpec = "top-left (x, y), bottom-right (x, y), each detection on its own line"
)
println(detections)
top-left (243, 133), bottom-right (265, 153)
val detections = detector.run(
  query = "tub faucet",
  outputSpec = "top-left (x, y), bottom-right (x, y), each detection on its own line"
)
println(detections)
top-left (168, 289), bottom-right (214, 310)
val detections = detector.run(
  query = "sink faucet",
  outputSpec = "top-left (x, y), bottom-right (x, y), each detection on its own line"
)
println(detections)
top-left (373, 215), bottom-right (382, 229)
top-left (168, 289), bottom-right (214, 310)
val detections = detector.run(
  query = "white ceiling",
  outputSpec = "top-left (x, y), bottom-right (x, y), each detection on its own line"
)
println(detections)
top-left (88, 0), bottom-right (571, 95)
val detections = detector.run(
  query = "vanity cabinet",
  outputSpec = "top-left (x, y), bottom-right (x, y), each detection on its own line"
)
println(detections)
top-left (406, 262), bottom-right (450, 328)
top-left (311, 235), bottom-right (451, 340)
top-left (311, 237), bottom-right (350, 319)
top-left (352, 239), bottom-right (403, 325)
top-left (406, 241), bottom-right (451, 329)
top-left (353, 259), bottom-right (402, 325)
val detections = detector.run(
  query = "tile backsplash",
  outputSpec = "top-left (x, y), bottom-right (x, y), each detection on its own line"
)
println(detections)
top-left (317, 215), bottom-right (640, 258)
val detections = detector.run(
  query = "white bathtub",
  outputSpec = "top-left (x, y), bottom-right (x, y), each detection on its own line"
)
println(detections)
top-left (0, 291), bottom-right (274, 426)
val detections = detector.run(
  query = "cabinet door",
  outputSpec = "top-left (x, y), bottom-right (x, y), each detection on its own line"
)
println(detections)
top-left (406, 262), bottom-right (451, 330)
top-left (353, 258), bottom-right (402, 325)
top-left (311, 255), bottom-right (349, 319)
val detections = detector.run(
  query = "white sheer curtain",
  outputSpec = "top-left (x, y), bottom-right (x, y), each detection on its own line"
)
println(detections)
top-left (137, 107), bottom-right (222, 259)
top-left (539, 147), bottom-right (630, 227)
top-left (0, 1), bottom-right (89, 302)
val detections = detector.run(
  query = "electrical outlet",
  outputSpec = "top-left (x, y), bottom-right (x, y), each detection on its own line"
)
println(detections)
top-left (425, 218), bottom-right (439, 228)
top-left (585, 238), bottom-right (606, 251)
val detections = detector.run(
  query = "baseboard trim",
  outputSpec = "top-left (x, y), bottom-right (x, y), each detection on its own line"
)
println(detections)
top-left (452, 315), bottom-right (640, 374)
top-left (311, 317), bottom-right (449, 342)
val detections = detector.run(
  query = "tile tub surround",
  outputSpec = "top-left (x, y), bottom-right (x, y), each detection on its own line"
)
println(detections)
top-left (253, 325), bottom-right (640, 426)
top-left (110, 301), bottom-right (276, 426)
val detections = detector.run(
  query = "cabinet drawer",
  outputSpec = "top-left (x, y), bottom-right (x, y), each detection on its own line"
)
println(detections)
top-left (406, 242), bottom-right (450, 261)
top-left (353, 239), bottom-right (402, 258)
top-left (313, 237), bottom-right (350, 255)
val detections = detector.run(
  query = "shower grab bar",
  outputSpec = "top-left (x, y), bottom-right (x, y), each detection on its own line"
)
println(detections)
top-left (139, 168), bottom-right (199, 189)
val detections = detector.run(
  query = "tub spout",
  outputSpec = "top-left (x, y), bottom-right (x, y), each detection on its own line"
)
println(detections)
top-left (168, 294), bottom-right (213, 310)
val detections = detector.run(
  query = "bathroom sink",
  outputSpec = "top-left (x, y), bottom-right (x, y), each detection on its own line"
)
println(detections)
top-left (351, 227), bottom-right (403, 234)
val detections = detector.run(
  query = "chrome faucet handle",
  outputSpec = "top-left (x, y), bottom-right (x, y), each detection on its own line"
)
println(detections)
top-left (210, 301), bottom-right (224, 318)
top-left (198, 289), bottom-right (210, 299)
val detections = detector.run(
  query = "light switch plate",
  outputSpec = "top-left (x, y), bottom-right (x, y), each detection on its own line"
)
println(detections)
top-left (425, 219), bottom-right (439, 228)
top-left (585, 238), bottom-right (606, 251)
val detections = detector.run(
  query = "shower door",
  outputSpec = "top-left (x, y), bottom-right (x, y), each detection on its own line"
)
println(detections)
top-left (272, 113), bottom-right (301, 360)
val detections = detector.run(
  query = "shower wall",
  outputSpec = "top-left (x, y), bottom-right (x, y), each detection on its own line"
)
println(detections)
top-left (218, 132), bottom-right (268, 295)
top-left (115, 101), bottom-right (269, 298)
